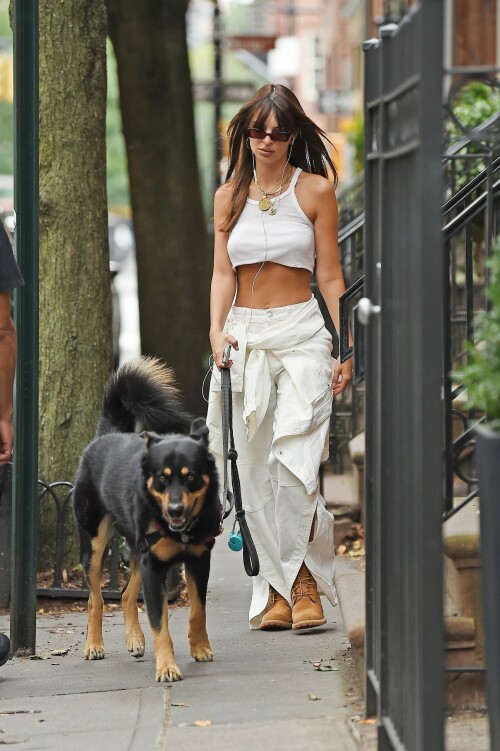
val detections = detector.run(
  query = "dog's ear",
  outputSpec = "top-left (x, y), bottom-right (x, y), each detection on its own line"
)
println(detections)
top-left (190, 417), bottom-right (209, 445)
top-left (140, 431), bottom-right (162, 449)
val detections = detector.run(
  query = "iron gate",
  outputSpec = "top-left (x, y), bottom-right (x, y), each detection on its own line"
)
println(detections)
top-left (362, 3), bottom-right (445, 749)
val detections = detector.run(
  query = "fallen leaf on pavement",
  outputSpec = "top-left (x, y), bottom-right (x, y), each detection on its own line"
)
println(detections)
top-left (172, 702), bottom-right (189, 707)
top-left (310, 659), bottom-right (338, 671)
top-left (357, 718), bottom-right (377, 725)
top-left (307, 694), bottom-right (321, 701)
top-left (50, 649), bottom-right (69, 656)
top-left (29, 654), bottom-right (50, 660)
top-left (193, 720), bottom-right (212, 727)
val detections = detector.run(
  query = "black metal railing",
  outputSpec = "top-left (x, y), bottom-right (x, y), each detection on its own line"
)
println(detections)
top-left (333, 109), bottom-right (500, 496)
top-left (37, 475), bottom-right (123, 600)
top-left (442, 155), bottom-right (500, 519)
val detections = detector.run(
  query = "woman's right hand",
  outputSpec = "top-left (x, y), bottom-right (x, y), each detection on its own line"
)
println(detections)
top-left (210, 330), bottom-right (239, 370)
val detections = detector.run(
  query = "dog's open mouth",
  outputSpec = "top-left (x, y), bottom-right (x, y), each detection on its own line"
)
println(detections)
top-left (167, 517), bottom-right (188, 533)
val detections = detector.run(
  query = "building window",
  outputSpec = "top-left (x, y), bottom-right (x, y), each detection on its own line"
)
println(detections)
top-left (304, 29), bottom-right (325, 102)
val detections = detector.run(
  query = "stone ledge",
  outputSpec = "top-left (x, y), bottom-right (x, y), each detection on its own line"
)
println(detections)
top-left (348, 432), bottom-right (365, 464)
top-left (336, 556), bottom-right (365, 688)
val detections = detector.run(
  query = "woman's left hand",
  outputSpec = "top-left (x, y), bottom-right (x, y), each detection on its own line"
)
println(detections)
top-left (332, 358), bottom-right (353, 398)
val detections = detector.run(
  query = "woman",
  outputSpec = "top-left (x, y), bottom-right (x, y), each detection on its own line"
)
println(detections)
top-left (206, 84), bottom-right (352, 630)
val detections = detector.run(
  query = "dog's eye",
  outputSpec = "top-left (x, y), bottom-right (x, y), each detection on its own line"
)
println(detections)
top-left (187, 474), bottom-right (194, 482)
top-left (158, 476), bottom-right (167, 484)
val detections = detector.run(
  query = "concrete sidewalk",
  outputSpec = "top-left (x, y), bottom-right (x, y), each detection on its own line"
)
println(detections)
top-left (0, 531), bottom-right (372, 750)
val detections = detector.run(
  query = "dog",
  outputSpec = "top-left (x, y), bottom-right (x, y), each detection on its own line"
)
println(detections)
top-left (73, 357), bottom-right (221, 682)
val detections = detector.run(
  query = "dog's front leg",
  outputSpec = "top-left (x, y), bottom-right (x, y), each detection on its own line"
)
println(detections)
top-left (122, 554), bottom-right (145, 658)
top-left (141, 553), bottom-right (182, 682)
top-left (83, 517), bottom-right (114, 660)
top-left (185, 551), bottom-right (213, 662)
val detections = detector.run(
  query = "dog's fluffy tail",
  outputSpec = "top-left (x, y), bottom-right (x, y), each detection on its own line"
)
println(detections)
top-left (96, 356), bottom-right (192, 437)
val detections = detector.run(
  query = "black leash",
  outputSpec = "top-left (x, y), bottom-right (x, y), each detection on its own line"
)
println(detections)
top-left (221, 366), bottom-right (259, 577)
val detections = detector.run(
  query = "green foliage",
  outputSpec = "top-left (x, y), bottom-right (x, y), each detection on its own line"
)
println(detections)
top-left (345, 113), bottom-right (364, 175)
top-left (106, 43), bottom-right (130, 210)
top-left (0, 101), bottom-right (13, 174)
top-left (457, 243), bottom-right (500, 431)
top-left (0, 0), bottom-right (11, 37)
top-left (449, 82), bottom-right (500, 137)
top-left (445, 82), bottom-right (500, 191)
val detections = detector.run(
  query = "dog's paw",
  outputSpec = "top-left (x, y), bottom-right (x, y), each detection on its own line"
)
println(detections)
top-left (191, 644), bottom-right (214, 662)
top-left (84, 641), bottom-right (105, 660)
top-left (156, 663), bottom-right (183, 682)
top-left (126, 629), bottom-right (145, 658)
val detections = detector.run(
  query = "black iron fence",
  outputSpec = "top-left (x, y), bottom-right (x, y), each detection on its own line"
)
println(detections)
top-left (330, 6), bottom-right (500, 749)
top-left (361, 7), bottom-right (445, 749)
top-left (443, 156), bottom-right (500, 521)
top-left (334, 144), bottom-right (500, 509)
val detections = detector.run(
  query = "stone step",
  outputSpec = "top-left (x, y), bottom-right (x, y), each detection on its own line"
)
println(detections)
top-left (443, 497), bottom-right (485, 710)
top-left (348, 432), bottom-right (365, 524)
top-left (335, 496), bottom-right (485, 711)
top-left (335, 556), bottom-right (365, 688)
top-left (322, 469), bottom-right (359, 514)
top-left (322, 470), bottom-right (361, 547)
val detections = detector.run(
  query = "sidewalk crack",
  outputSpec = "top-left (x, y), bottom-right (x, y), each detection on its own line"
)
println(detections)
top-left (154, 686), bottom-right (172, 750)
top-left (127, 687), bottom-right (144, 751)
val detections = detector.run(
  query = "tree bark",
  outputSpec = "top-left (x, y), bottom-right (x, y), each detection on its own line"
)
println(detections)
top-left (106, 0), bottom-right (210, 417)
top-left (39, 0), bottom-right (112, 568)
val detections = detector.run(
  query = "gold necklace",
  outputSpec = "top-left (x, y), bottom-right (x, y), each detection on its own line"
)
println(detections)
top-left (253, 164), bottom-right (291, 213)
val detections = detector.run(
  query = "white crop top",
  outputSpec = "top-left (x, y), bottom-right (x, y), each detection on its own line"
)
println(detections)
top-left (227, 167), bottom-right (315, 273)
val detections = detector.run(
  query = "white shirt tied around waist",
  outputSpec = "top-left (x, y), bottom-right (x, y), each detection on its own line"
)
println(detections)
top-left (207, 295), bottom-right (334, 494)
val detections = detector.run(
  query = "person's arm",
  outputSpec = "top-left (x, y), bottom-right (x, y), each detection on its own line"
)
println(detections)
top-left (0, 292), bottom-right (17, 464)
top-left (209, 186), bottom-right (239, 370)
top-left (311, 178), bottom-right (353, 398)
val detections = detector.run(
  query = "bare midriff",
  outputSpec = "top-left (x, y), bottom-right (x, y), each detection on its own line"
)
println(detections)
top-left (234, 262), bottom-right (312, 309)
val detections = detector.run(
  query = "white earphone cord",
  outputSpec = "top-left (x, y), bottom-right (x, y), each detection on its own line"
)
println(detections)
top-left (248, 151), bottom-right (292, 325)
top-left (202, 148), bottom-right (293, 403)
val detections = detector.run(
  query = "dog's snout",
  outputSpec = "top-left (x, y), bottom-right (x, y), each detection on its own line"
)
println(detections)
top-left (165, 484), bottom-right (185, 521)
top-left (168, 501), bottom-right (185, 519)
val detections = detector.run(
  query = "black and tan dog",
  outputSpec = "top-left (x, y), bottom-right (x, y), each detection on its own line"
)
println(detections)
top-left (73, 357), bottom-right (221, 682)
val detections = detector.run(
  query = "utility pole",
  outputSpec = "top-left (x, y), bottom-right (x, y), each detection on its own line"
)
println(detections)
top-left (11, 0), bottom-right (39, 654)
top-left (213, 0), bottom-right (223, 192)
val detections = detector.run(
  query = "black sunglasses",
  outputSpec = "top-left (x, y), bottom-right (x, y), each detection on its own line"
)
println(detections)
top-left (247, 127), bottom-right (291, 143)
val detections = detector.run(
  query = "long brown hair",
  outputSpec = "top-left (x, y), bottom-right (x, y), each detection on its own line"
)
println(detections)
top-left (219, 84), bottom-right (338, 233)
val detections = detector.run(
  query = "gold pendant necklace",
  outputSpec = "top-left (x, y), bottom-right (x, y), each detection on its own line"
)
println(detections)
top-left (254, 164), bottom-right (290, 213)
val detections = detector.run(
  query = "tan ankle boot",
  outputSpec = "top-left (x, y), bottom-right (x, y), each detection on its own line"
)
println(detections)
top-left (291, 563), bottom-right (326, 630)
top-left (260, 586), bottom-right (293, 630)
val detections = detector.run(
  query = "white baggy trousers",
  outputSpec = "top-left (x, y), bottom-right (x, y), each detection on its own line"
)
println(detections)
top-left (206, 295), bottom-right (337, 628)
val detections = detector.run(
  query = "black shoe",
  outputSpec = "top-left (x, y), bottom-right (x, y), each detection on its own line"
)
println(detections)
top-left (0, 633), bottom-right (10, 666)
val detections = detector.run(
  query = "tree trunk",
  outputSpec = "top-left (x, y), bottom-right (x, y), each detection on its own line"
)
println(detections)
top-left (106, 0), bottom-right (210, 417)
top-left (38, 0), bottom-right (112, 569)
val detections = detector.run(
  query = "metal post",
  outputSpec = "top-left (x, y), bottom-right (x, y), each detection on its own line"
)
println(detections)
top-left (475, 431), bottom-right (500, 751)
top-left (213, 0), bottom-right (223, 192)
top-left (11, 0), bottom-right (39, 654)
